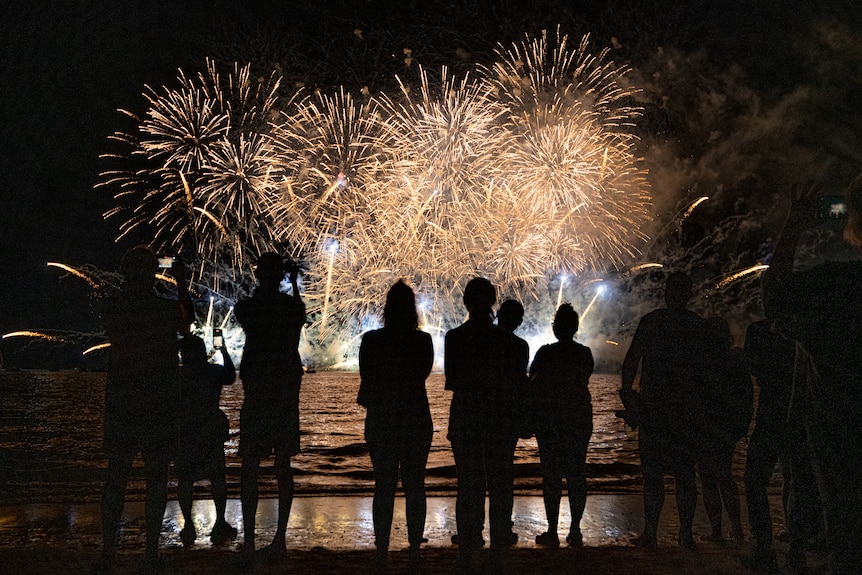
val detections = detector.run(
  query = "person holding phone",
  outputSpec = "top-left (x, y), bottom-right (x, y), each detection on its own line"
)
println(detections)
top-left (762, 179), bottom-right (862, 574)
top-left (176, 333), bottom-right (237, 547)
top-left (93, 247), bottom-right (193, 574)
top-left (234, 253), bottom-right (306, 570)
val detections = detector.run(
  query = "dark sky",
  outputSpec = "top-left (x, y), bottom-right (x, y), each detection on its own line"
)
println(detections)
top-left (1, 1), bottom-right (860, 366)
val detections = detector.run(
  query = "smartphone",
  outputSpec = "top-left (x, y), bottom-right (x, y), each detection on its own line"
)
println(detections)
top-left (819, 195), bottom-right (848, 219)
top-left (213, 328), bottom-right (223, 350)
top-left (157, 255), bottom-right (175, 269)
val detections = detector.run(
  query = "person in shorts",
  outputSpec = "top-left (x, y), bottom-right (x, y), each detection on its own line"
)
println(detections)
top-left (234, 253), bottom-right (306, 569)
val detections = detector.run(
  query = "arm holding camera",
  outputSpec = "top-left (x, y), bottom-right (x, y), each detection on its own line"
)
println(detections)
top-left (172, 258), bottom-right (195, 336)
top-left (286, 259), bottom-right (303, 301)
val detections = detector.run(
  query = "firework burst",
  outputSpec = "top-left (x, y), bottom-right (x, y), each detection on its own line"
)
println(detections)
top-left (485, 29), bottom-right (651, 275)
top-left (99, 32), bottom-right (653, 365)
top-left (99, 60), bottom-right (283, 271)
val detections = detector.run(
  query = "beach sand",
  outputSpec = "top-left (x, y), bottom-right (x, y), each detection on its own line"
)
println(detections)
top-left (0, 494), bottom-right (832, 574)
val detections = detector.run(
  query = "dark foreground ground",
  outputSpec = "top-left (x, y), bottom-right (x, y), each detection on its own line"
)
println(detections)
top-left (0, 495), bottom-right (832, 574)
top-left (0, 543), bottom-right (831, 575)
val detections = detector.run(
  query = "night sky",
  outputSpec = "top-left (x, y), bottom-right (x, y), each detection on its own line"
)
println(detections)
top-left (2, 1), bottom-right (860, 367)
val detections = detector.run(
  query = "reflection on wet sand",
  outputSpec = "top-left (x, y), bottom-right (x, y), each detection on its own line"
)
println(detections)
top-left (0, 494), bottom-right (787, 551)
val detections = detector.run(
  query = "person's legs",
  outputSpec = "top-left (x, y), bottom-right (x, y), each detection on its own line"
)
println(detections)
top-left (95, 449), bottom-right (135, 569)
top-left (212, 472), bottom-right (229, 525)
top-left (209, 454), bottom-right (237, 544)
top-left (566, 440), bottom-right (589, 546)
top-left (239, 456), bottom-right (261, 565)
top-left (451, 437), bottom-right (484, 570)
top-left (177, 475), bottom-right (196, 544)
top-left (368, 437), bottom-right (399, 553)
top-left (638, 461), bottom-right (664, 548)
top-left (537, 435), bottom-right (561, 543)
top-left (698, 457), bottom-right (724, 539)
top-left (142, 453), bottom-right (170, 565)
top-left (485, 436), bottom-right (515, 549)
top-left (484, 435), bottom-right (514, 571)
top-left (785, 439), bottom-right (822, 570)
top-left (400, 432), bottom-right (431, 550)
top-left (714, 447), bottom-right (744, 541)
top-left (745, 426), bottom-right (780, 552)
top-left (801, 369), bottom-right (862, 575)
top-left (675, 464), bottom-right (698, 549)
top-left (269, 452), bottom-right (294, 558)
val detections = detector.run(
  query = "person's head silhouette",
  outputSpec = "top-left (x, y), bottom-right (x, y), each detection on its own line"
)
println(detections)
top-left (552, 303), bottom-right (579, 341)
top-left (664, 272), bottom-right (693, 310)
top-left (497, 299), bottom-right (524, 333)
top-left (121, 246), bottom-right (158, 292)
top-left (255, 252), bottom-right (285, 286)
top-left (384, 280), bottom-right (419, 330)
top-left (463, 277), bottom-right (496, 319)
top-left (179, 334), bottom-right (208, 369)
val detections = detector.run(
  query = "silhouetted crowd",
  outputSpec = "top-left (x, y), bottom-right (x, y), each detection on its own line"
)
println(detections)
top-left (91, 179), bottom-right (862, 575)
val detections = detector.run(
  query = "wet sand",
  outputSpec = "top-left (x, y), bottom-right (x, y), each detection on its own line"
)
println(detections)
top-left (0, 493), bottom-right (832, 574)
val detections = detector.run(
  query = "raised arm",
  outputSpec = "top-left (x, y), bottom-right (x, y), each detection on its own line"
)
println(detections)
top-left (761, 182), bottom-right (821, 315)
top-left (287, 259), bottom-right (302, 302)
top-left (172, 259), bottom-right (195, 335)
top-left (220, 344), bottom-right (237, 383)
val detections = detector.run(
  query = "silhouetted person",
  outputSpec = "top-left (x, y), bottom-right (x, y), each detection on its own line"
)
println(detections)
top-left (620, 271), bottom-right (709, 550)
top-left (358, 280), bottom-right (434, 572)
top-left (234, 253), bottom-right (306, 569)
top-left (176, 333), bottom-right (237, 547)
top-left (530, 303), bottom-right (594, 548)
top-left (446, 277), bottom-right (521, 572)
top-left (93, 247), bottom-right (192, 574)
top-left (451, 299), bottom-right (527, 550)
top-left (742, 318), bottom-right (822, 573)
top-left (697, 316), bottom-right (750, 543)
top-left (496, 299), bottom-right (530, 546)
top-left (762, 180), bottom-right (862, 575)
